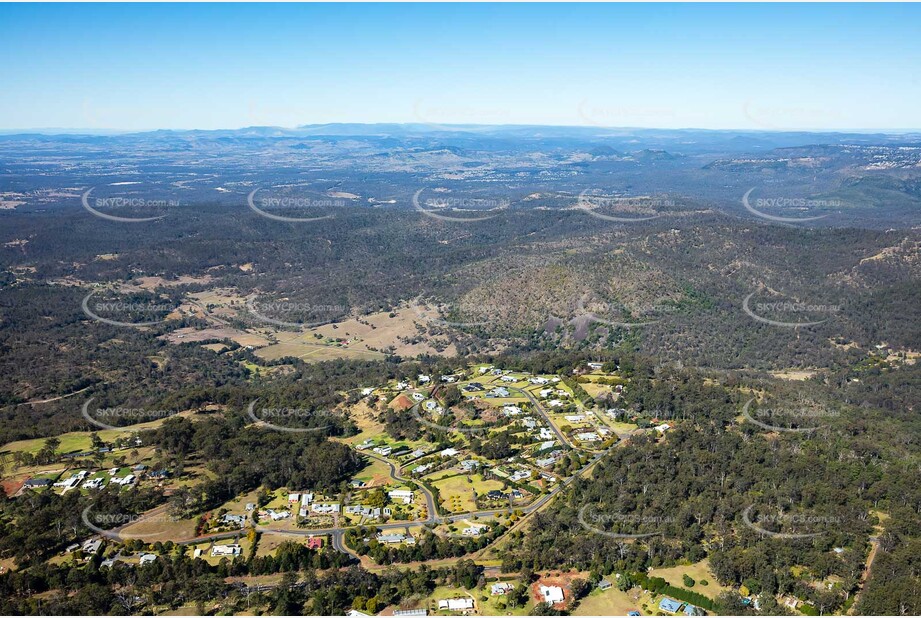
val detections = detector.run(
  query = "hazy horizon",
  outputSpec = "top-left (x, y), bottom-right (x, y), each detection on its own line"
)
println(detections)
top-left (2, 3), bottom-right (920, 132)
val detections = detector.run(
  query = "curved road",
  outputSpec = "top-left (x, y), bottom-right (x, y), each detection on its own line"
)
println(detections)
top-left (95, 426), bottom-right (641, 560)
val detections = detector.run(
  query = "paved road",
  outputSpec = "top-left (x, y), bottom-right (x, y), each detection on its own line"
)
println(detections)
top-left (96, 426), bottom-right (641, 558)
top-left (507, 385), bottom-right (573, 448)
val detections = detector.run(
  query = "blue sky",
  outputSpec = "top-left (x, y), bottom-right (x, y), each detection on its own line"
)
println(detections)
top-left (2, 3), bottom-right (920, 131)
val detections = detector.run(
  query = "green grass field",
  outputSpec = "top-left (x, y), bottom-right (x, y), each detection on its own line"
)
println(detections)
top-left (572, 587), bottom-right (652, 616)
top-left (429, 473), bottom-right (504, 513)
top-left (648, 559), bottom-right (728, 596)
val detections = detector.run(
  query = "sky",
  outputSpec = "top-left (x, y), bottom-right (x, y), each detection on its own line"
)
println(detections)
top-left (2, 3), bottom-right (920, 132)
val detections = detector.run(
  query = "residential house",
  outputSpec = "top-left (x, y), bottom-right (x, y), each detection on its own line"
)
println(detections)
top-left (82, 538), bottom-right (103, 554)
top-left (311, 503), bottom-right (340, 514)
top-left (388, 489), bottom-right (414, 504)
top-left (23, 478), bottom-right (51, 489)
top-left (376, 532), bottom-right (413, 544)
top-left (222, 513), bottom-right (247, 527)
top-left (462, 523), bottom-right (488, 536)
top-left (491, 583), bottom-right (513, 595)
top-left (540, 586), bottom-right (564, 604)
top-left (658, 598), bottom-right (683, 613)
top-left (438, 598), bottom-right (474, 611)
top-left (211, 544), bottom-right (242, 557)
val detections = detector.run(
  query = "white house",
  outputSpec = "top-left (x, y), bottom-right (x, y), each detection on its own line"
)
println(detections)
top-left (440, 447), bottom-right (460, 458)
top-left (438, 598), bottom-right (474, 611)
top-left (211, 544), bottom-right (242, 557)
top-left (388, 489), bottom-right (414, 504)
top-left (311, 503), bottom-right (340, 514)
top-left (565, 415), bottom-right (585, 423)
top-left (418, 374), bottom-right (431, 383)
top-left (655, 423), bottom-right (671, 433)
top-left (540, 586), bottom-right (564, 604)
top-left (82, 538), bottom-right (103, 554)
top-left (462, 523), bottom-right (488, 536)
